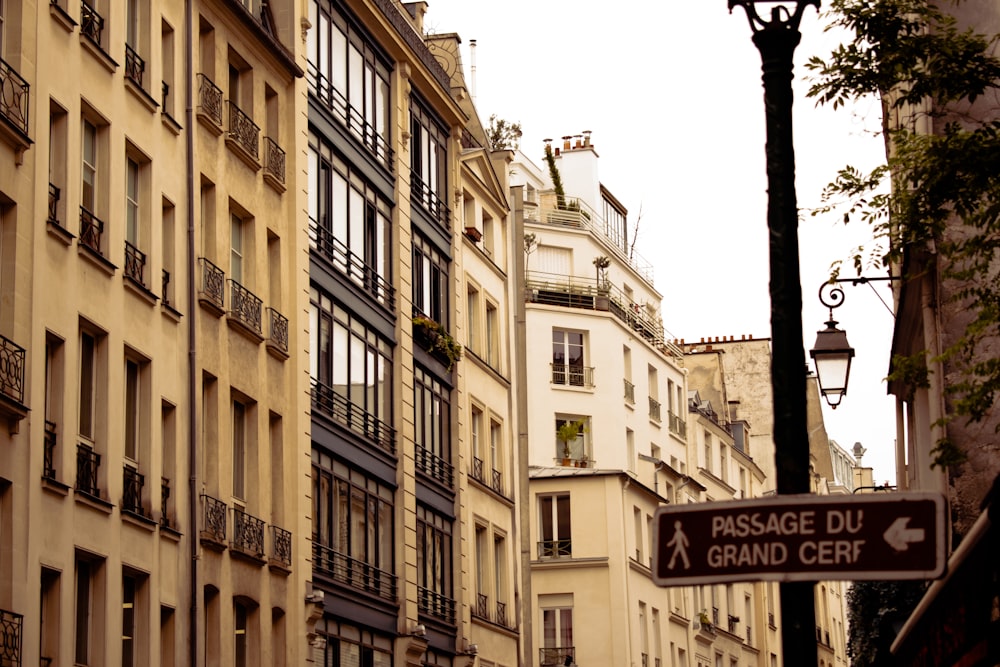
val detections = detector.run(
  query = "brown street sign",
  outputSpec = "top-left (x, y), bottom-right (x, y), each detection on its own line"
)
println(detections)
top-left (652, 492), bottom-right (946, 586)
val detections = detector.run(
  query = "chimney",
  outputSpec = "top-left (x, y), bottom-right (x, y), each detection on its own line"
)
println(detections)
top-left (469, 39), bottom-right (477, 103)
top-left (583, 130), bottom-right (592, 147)
top-left (562, 136), bottom-right (572, 151)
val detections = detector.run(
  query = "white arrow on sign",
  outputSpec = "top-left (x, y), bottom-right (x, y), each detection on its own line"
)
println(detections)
top-left (883, 517), bottom-right (926, 551)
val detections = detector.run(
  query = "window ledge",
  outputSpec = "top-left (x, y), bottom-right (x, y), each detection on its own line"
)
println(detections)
top-left (50, 2), bottom-right (78, 32)
top-left (78, 243), bottom-right (118, 275)
top-left (41, 476), bottom-right (71, 496)
top-left (0, 116), bottom-right (32, 164)
top-left (81, 34), bottom-right (118, 74)
top-left (75, 489), bottom-right (114, 514)
top-left (161, 302), bottom-right (183, 322)
top-left (264, 171), bottom-right (286, 194)
top-left (230, 546), bottom-right (267, 566)
top-left (159, 523), bottom-right (182, 541)
top-left (200, 533), bottom-right (227, 552)
top-left (47, 219), bottom-right (75, 245)
top-left (197, 110), bottom-right (224, 137)
top-left (225, 136), bottom-right (262, 173)
top-left (198, 295), bottom-right (225, 318)
top-left (161, 112), bottom-right (182, 135)
top-left (266, 340), bottom-right (289, 361)
top-left (226, 315), bottom-right (264, 344)
top-left (124, 275), bottom-right (159, 306)
top-left (122, 510), bottom-right (157, 531)
top-left (268, 560), bottom-right (292, 576)
top-left (125, 77), bottom-right (159, 114)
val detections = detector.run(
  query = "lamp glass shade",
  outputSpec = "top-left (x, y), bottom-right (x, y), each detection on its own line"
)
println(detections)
top-left (810, 321), bottom-right (855, 408)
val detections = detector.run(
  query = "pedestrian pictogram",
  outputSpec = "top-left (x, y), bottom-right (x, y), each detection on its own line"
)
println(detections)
top-left (665, 520), bottom-right (690, 570)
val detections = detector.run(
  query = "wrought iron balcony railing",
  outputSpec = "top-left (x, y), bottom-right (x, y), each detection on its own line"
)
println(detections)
top-left (0, 57), bottom-right (30, 138)
top-left (47, 183), bottom-right (60, 226)
top-left (266, 307), bottom-right (288, 354)
top-left (227, 101), bottom-right (259, 160)
top-left (312, 542), bottom-right (396, 601)
top-left (471, 457), bottom-right (485, 485)
top-left (197, 257), bottom-right (225, 311)
top-left (415, 445), bottom-right (453, 488)
top-left (491, 468), bottom-right (504, 496)
top-left (649, 397), bottom-right (661, 422)
top-left (43, 421), bottom-right (57, 480)
top-left (122, 465), bottom-right (145, 516)
top-left (232, 507), bottom-right (265, 558)
top-left (124, 241), bottom-right (147, 287)
top-left (310, 378), bottom-right (395, 454)
top-left (712, 607), bottom-right (720, 626)
top-left (668, 411), bottom-right (687, 438)
top-left (162, 269), bottom-right (173, 308)
top-left (201, 494), bottom-right (227, 544)
top-left (79, 207), bottom-right (105, 256)
top-left (263, 136), bottom-right (285, 185)
top-left (624, 378), bottom-right (635, 404)
top-left (0, 333), bottom-right (26, 405)
top-left (161, 477), bottom-right (171, 528)
top-left (0, 608), bottom-right (23, 667)
top-left (161, 81), bottom-right (170, 111)
top-left (474, 593), bottom-right (489, 620)
top-left (539, 647), bottom-right (574, 667)
top-left (81, 1), bottom-right (104, 46)
top-left (417, 586), bottom-right (455, 624)
top-left (496, 600), bottom-right (507, 627)
top-left (747, 625), bottom-right (753, 644)
top-left (551, 363), bottom-right (593, 387)
top-left (196, 74), bottom-right (223, 128)
top-left (728, 614), bottom-right (739, 634)
top-left (271, 525), bottom-right (292, 567)
top-left (309, 222), bottom-right (395, 310)
top-left (410, 173), bottom-right (450, 230)
top-left (227, 279), bottom-right (262, 336)
top-left (76, 443), bottom-right (101, 497)
top-left (537, 539), bottom-right (571, 559)
top-left (124, 43), bottom-right (145, 88)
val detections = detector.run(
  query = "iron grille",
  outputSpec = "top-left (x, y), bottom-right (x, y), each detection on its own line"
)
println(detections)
top-left (537, 539), bottom-right (571, 559)
top-left (124, 241), bottom-right (146, 286)
top-left (228, 280), bottom-right (262, 335)
top-left (263, 136), bottom-right (285, 184)
top-left (410, 173), bottom-right (450, 230)
top-left (196, 74), bottom-right (223, 127)
top-left (227, 101), bottom-right (259, 159)
top-left (0, 58), bottom-right (29, 138)
top-left (124, 44), bottom-right (145, 88)
top-left (417, 586), bottom-right (455, 623)
top-left (47, 184), bottom-right (60, 226)
top-left (271, 525), bottom-right (292, 566)
top-left (415, 445), bottom-right (453, 487)
top-left (75, 443), bottom-right (101, 497)
top-left (122, 465), bottom-right (145, 515)
top-left (0, 334), bottom-right (26, 404)
top-left (201, 494), bottom-right (227, 544)
top-left (308, 223), bottom-right (396, 310)
top-left (232, 507), bottom-right (265, 558)
top-left (0, 608), bottom-right (23, 667)
top-left (43, 421), bottom-right (57, 479)
top-left (79, 207), bottom-right (104, 255)
top-left (310, 378), bottom-right (395, 454)
top-left (312, 542), bottom-right (396, 601)
top-left (266, 308), bottom-right (288, 353)
top-left (197, 257), bottom-right (225, 310)
top-left (80, 1), bottom-right (104, 45)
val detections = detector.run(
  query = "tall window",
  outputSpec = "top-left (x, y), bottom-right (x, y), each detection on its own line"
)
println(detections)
top-left (414, 366), bottom-right (451, 486)
top-left (485, 301), bottom-right (499, 369)
top-left (465, 284), bottom-right (479, 354)
top-left (470, 405), bottom-right (483, 466)
top-left (409, 97), bottom-right (448, 225)
top-left (231, 213), bottom-right (245, 285)
top-left (416, 504), bottom-right (454, 619)
top-left (126, 158), bottom-right (139, 246)
top-left (234, 600), bottom-right (248, 667)
top-left (75, 553), bottom-right (104, 666)
top-left (79, 331), bottom-right (97, 440)
top-left (552, 329), bottom-right (584, 386)
top-left (124, 359), bottom-right (140, 461)
top-left (232, 399), bottom-right (246, 501)
top-left (493, 532), bottom-right (507, 608)
top-left (82, 119), bottom-right (97, 213)
top-left (539, 494), bottom-right (571, 558)
top-left (542, 607), bottom-right (573, 652)
top-left (122, 573), bottom-right (137, 667)
top-left (315, 618), bottom-right (393, 667)
top-left (412, 232), bottom-right (448, 326)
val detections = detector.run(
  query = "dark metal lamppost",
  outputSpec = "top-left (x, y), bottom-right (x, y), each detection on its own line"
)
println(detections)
top-left (811, 283), bottom-right (857, 409)
top-left (727, 0), bottom-right (819, 664)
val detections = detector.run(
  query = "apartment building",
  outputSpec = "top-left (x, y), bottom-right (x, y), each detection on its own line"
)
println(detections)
top-left (0, 0), bottom-right (308, 664)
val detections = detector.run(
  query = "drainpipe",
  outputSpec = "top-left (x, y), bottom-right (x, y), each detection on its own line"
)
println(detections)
top-left (185, 0), bottom-right (201, 664)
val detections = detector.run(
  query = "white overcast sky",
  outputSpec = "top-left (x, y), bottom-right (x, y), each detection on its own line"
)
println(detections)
top-left (425, 0), bottom-right (899, 484)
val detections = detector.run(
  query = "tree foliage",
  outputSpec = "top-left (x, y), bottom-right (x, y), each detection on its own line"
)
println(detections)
top-left (485, 114), bottom-right (522, 151)
top-left (806, 0), bottom-right (1000, 451)
top-left (846, 581), bottom-right (925, 667)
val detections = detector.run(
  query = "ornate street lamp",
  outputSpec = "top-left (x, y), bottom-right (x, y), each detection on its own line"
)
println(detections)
top-left (811, 316), bottom-right (855, 409)
top-left (728, 0), bottom-right (819, 664)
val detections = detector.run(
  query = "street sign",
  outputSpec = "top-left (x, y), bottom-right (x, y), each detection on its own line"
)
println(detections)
top-left (652, 492), bottom-right (945, 586)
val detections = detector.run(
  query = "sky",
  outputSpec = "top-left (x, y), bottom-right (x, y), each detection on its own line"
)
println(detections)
top-left (423, 0), bottom-right (899, 484)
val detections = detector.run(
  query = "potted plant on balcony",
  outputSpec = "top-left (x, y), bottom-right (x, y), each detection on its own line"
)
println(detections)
top-left (412, 314), bottom-right (463, 371)
top-left (593, 255), bottom-right (611, 310)
top-left (556, 420), bottom-right (586, 466)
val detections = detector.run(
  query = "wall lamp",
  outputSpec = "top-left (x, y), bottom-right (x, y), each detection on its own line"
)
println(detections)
top-left (809, 277), bottom-right (899, 408)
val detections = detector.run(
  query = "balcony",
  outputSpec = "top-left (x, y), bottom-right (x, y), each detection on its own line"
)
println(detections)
top-left (75, 443), bottom-right (101, 498)
top-left (668, 411), bottom-right (687, 438)
top-left (47, 184), bottom-right (61, 226)
top-left (80, 1), bottom-right (104, 46)
top-left (227, 279), bottom-right (263, 339)
top-left (270, 525), bottom-right (292, 568)
top-left (537, 539), bottom-right (571, 559)
top-left (197, 258), bottom-right (225, 315)
top-left (43, 421), bottom-right (57, 479)
top-left (475, 593), bottom-right (489, 621)
top-left (312, 542), bottom-right (396, 601)
top-left (410, 173), bottom-right (450, 231)
top-left (540, 647), bottom-right (574, 667)
top-left (200, 494), bottom-right (227, 549)
top-left (124, 241), bottom-right (147, 288)
top-left (649, 397), bottom-right (662, 422)
top-left (412, 314), bottom-right (461, 371)
top-left (747, 625), bottom-right (753, 644)
top-left (495, 600), bottom-right (507, 627)
top-left (196, 74), bottom-right (223, 132)
top-left (415, 445), bottom-right (454, 488)
top-left (124, 43), bottom-right (145, 89)
top-left (0, 334), bottom-right (26, 411)
top-left (491, 468), bottom-right (504, 496)
top-left (161, 477), bottom-right (171, 528)
top-left (122, 465), bottom-right (145, 516)
top-left (79, 207), bottom-right (105, 256)
top-left (161, 270), bottom-right (175, 310)
top-left (266, 307), bottom-right (289, 357)
top-left (263, 136), bottom-right (285, 190)
top-left (551, 363), bottom-right (594, 388)
top-left (226, 101), bottom-right (260, 168)
top-left (0, 608), bottom-right (22, 667)
top-left (712, 607), bottom-right (720, 626)
top-left (624, 378), bottom-right (635, 404)
top-left (728, 614), bottom-right (739, 635)
top-left (309, 222), bottom-right (396, 311)
top-left (310, 378), bottom-right (395, 455)
top-left (417, 586), bottom-right (455, 624)
top-left (232, 507), bottom-right (265, 561)
top-left (0, 57), bottom-right (30, 149)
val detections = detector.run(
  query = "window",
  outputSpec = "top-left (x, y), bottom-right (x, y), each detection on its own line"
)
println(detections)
top-left (161, 21), bottom-right (176, 117)
top-left (412, 232), bottom-right (449, 326)
top-left (555, 415), bottom-right (589, 463)
top-left (79, 329), bottom-right (100, 442)
top-left (485, 301), bottom-right (499, 369)
top-left (414, 366), bottom-right (452, 486)
top-left (160, 607), bottom-right (175, 667)
top-left (648, 366), bottom-right (661, 421)
top-left (307, 134), bottom-right (392, 307)
top-left (81, 119), bottom-right (98, 213)
top-left (552, 329), bottom-right (585, 386)
top-left (493, 533), bottom-right (507, 610)
top-left (162, 200), bottom-right (176, 308)
top-left (124, 358), bottom-right (140, 461)
top-left (309, 288), bottom-right (393, 451)
top-left (489, 418), bottom-right (501, 477)
top-left (80, 110), bottom-right (108, 256)
top-left (121, 571), bottom-right (147, 667)
top-left (470, 404), bottom-right (483, 478)
top-left (311, 450), bottom-right (394, 599)
top-left (466, 284), bottom-right (479, 354)
top-left (315, 618), bottom-right (394, 667)
top-left (232, 399), bottom-right (246, 501)
top-left (234, 600), bottom-right (248, 667)
top-left (482, 211), bottom-right (494, 256)
top-left (720, 446), bottom-right (728, 483)
top-left (306, 0), bottom-right (392, 168)
top-left (125, 0), bottom-right (147, 88)
top-left (539, 494), bottom-right (571, 558)
top-left (704, 433), bottom-right (712, 474)
top-left (474, 524), bottom-right (487, 615)
top-left (74, 552), bottom-right (105, 666)
top-left (49, 101), bottom-right (69, 227)
top-left (416, 504), bottom-right (454, 621)
top-left (634, 507), bottom-right (644, 562)
top-left (40, 568), bottom-right (61, 665)
top-left (410, 96), bottom-right (449, 226)
top-left (44, 334), bottom-right (65, 479)
top-left (126, 158), bottom-right (139, 245)
top-left (231, 213), bottom-right (246, 285)
top-left (123, 149), bottom-right (150, 287)
top-left (541, 605), bottom-right (573, 658)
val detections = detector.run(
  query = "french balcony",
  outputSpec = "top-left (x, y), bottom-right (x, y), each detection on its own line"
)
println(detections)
top-left (641, 653), bottom-right (649, 667)
top-left (227, 279), bottom-right (263, 339)
top-left (75, 443), bottom-right (101, 498)
top-left (728, 614), bottom-right (739, 635)
top-left (417, 586), bottom-right (456, 624)
top-left (712, 607), bottom-right (720, 626)
top-left (226, 101), bottom-right (260, 167)
top-left (747, 625), bottom-right (753, 644)
top-left (270, 525), bottom-right (292, 568)
top-left (197, 257), bottom-right (225, 315)
top-left (124, 241), bottom-right (147, 287)
top-left (43, 421), bottom-right (57, 479)
top-left (474, 593), bottom-right (489, 621)
top-left (491, 468), bottom-right (504, 496)
top-left (266, 307), bottom-right (288, 356)
top-left (47, 184), bottom-right (61, 226)
top-left (537, 539), bottom-right (571, 559)
top-left (232, 507), bottom-right (266, 560)
top-left (551, 363), bottom-right (593, 388)
top-left (0, 333), bottom-right (26, 406)
top-left (161, 81), bottom-right (170, 111)
top-left (312, 542), bottom-right (396, 601)
top-left (122, 465), bottom-right (145, 516)
top-left (495, 600), bottom-right (507, 627)
top-left (310, 378), bottom-right (395, 455)
top-left (624, 378), bottom-right (635, 404)
top-left (79, 207), bottom-right (105, 256)
top-left (161, 269), bottom-right (174, 309)
top-left (540, 647), bottom-right (574, 667)
top-left (415, 445), bottom-right (453, 488)
top-left (263, 136), bottom-right (286, 189)
top-left (124, 43), bottom-right (145, 89)
top-left (0, 57), bottom-right (30, 144)
top-left (309, 222), bottom-right (395, 310)
top-left (200, 494), bottom-right (227, 549)
top-left (471, 457), bottom-right (485, 485)
top-left (161, 477), bottom-right (171, 528)
top-left (410, 173), bottom-right (450, 231)
top-left (80, 1), bottom-right (104, 46)
top-left (668, 410), bottom-right (687, 438)
top-left (649, 397), bottom-right (662, 422)
top-left (0, 608), bottom-right (23, 667)
top-left (196, 74), bottom-right (223, 131)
